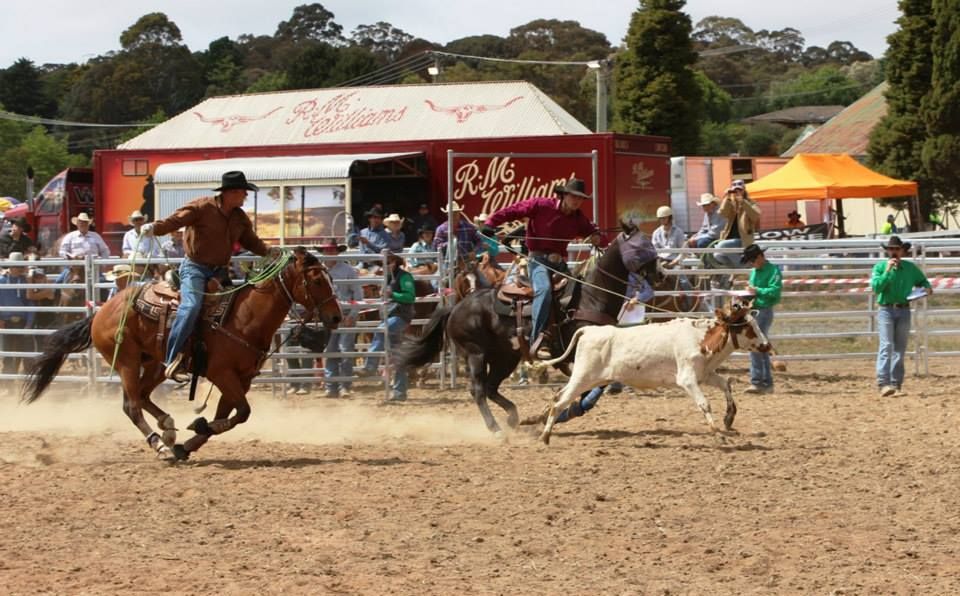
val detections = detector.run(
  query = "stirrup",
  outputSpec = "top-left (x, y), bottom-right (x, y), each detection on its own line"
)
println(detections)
top-left (164, 354), bottom-right (190, 383)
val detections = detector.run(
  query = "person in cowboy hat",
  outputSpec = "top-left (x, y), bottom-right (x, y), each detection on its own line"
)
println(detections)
top-left (411, 202), bottom-right (437, 236)
top-left (141, 170), bottom-right (280, 380)
top-left (313, 239), bottom-right (360, 398)
top-left (104, 263), bottom-right (137, 299)
top-left (740, 244), bottom-right (782, 394)
top-left (433, 200), bottom-right (484, 259)
top-left (686, 193), bottom-right (726, 248)
top-left (0, 216), bottom-right (37, 258)
top-left (786, 209), bottom-right (804, 229)
top-left (382, 213), bottom-right (406, 252)
top-left (122, 209), bottom-right (162, 258)
top-left (871, 236), bottom-right (932, 397)
top-left (0, 251), bottom-right (35, 374)
top-left (357, 207), bottom-right (391, 256)
top-left (409, 224), bottom-right (437, 272)
top-left (57, 211), bottom-right (111, 260)
top-left (472, 213), bottom-right (501, 258)
top-left (481, 177), bottom-right (604, 359)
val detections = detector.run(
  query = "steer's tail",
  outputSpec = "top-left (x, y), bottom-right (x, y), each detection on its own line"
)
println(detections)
top-left (539, 327), bottom-right (588, 367)
top-left (394, 305), bottom-right (452, 370)
top-left (21, 316), bottom-right (94, 404)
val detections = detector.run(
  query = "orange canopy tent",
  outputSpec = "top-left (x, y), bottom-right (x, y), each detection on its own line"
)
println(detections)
top-left (745, 153), bottom-right (917, 201)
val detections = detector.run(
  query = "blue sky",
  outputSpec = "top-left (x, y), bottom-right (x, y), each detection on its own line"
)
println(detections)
top-left (2, 0), bottom-right (900, 66)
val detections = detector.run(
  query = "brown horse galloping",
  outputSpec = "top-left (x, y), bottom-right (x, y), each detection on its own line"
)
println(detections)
top-left (21, 248), bottom-right (342, 461)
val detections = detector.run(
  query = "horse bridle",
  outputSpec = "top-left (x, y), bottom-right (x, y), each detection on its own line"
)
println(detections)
top-left (277, 263), bottom-right (337, 325)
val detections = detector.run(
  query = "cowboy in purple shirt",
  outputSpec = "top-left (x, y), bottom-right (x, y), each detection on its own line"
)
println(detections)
top-left (483, 178), bottom-right (603, 359)
top-left (433, 200), bottom-right (484, 258)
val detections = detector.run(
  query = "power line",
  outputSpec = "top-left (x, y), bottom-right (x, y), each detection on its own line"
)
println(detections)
top-left (430, 49), bottom-right (601, 67)
top-left (0, 109), bottom-right (154, 128)
top-left (335, 52), bottom-right (434, 87)
top-left (729, 81), bottom-right (873, 103)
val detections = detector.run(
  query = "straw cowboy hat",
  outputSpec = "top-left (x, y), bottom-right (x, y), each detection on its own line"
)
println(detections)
top-left (881, 235), bottom-right (912, 251)
top-left (7, 251), bottom-right (25, 263)
top-left (383, 213), bottom-right (404, 224)
top-left (697, 193), bottom-right (718, 206)
top-left (441, 200), bottom-right (464, 213)
top-left (128, 210), bottom-right (146, 223)
top-left (104, 263), bottom-right (134, 281)
top-left (656, 206), bottom-right (673, 218)
top-left (70, 212), bottom-right (92, 226)
top-left (213, 170), bottom-right (258, 192)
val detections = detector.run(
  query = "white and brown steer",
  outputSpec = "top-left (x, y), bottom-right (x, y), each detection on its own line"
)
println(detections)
top-left (537, 303), bottom-right (773, 445)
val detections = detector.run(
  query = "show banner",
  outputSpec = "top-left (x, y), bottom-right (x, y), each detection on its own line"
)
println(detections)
top-left (754, 223), bottom-right (830, 241)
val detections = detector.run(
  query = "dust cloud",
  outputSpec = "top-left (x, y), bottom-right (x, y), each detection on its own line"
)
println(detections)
top-left (0, 384), bottom-right (496, 446)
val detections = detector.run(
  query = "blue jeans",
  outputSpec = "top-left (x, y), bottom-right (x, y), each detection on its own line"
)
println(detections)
top-left (713, 238), bottom-right (743, 269)
top-left (324, 329), bottom-right (357, 393)
top-left (528, 257), bottom-right (552, 344)
top-left (749, 307), bottom-right (775, 388)
top-left (694, 235), bottom-right (715, 249)
top-left (364, 315), bottom-right (410, 396)
top-left (165, 259), bottom-right (219, 366)
top-left (877, 305), bottom-right (911, 388)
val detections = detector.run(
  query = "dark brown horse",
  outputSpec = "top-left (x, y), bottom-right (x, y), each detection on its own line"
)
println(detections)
top-left (22, 248), bottom-right (342, 461)
top-left (395, 228), bottom-right (662, 435)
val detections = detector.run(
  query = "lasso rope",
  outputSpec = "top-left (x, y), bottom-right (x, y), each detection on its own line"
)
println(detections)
top-left (475, 228), bottom-right (678, 314)
top-left (107, 231), bottom-right (289, 376)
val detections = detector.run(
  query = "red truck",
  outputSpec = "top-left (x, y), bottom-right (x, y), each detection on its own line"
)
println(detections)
top-left (3, 167), bottom-right (95, 254)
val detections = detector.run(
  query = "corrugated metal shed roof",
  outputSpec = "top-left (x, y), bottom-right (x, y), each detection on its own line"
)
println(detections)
top-left (782, 82), bottom-right (888, 158)
top-left (743, 105), bottom-right (844, 125)
top-left (120, 81), bottom-right (590, 150)
top-left (154, 153), bottom-right (420, 185)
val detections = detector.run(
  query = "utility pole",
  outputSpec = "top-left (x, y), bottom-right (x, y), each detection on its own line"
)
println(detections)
top-left (588, 60), bottom-right (608, 132)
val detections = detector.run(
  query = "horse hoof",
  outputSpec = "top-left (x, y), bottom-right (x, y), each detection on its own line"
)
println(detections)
top-left (161, 429), bottom-right (177, 449)
top-left (538, 433), bottom-right (551, 446)
top-left (186, 417), bottom-right (212, 436)
top-left (172, 444), bottom-right (190, 461)
top-left (156, 445), bottom-right (175, 461)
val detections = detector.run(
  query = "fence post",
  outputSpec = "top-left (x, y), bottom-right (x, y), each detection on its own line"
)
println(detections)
top-left (86, 255), bottom-right (97, 390)
top-left (380, 250), bottom-right (391, 400)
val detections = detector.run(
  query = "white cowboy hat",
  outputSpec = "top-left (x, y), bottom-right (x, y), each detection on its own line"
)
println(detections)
top-left (656, 206), bottom-right (673, 218)
top-left (104, 264), bottom-right (134, 281)
top-left (475, 213), bottom-right (489, 223)
top-left (7, 251), bottom-right (25, 263)
top-left (128, 210), bottom-right (146, 222)
top-left (441, 201), bottom-right (464, 213)
top-left (697, 193), bottom-right (718, 206)
top-left (383, 213), bottom-right (404, 224)
top-left (71, 212), bottom-right (92, 225)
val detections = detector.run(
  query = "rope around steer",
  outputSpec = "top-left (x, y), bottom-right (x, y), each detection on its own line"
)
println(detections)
top-left (108, 235), bottom-right (291, 376)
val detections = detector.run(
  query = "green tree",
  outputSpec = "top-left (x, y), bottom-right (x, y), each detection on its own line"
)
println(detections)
top-left (695, 70), bottom-right (732, 122)
top-left (446, 35), bottom-right (512, 58)
top-left (920, 0), bottom-right (960, 202)
top-left (246, 71), bottom-right (289, 93)
top-left (350, 22), bottom-right (414, 62)
top-left (119, 12), bottom-right (183, 50)
top-left (286, 43), bottom-right (339, 89)
top-left (613, 0), bottom-right (702, 154)
top-left (326, 46), bottom-right (381, 85)
top-left (275, 3), bottom-right (344, 45)
top-left (0, 58), bottom-right (54, 116)
top-left (869, 0), bottom-right (935, 226)
top-left (0, 126), bottom-right (87, 198)
top-left (767, 65), bottom-right (864, 109)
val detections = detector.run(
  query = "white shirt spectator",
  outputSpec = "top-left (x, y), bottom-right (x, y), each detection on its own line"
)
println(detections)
top-left (122, 227), bottom-right (163, 257)
top-left (652, 224), bottom-right (687, 262)
top-left (58, 230), bottom-right (111, 259)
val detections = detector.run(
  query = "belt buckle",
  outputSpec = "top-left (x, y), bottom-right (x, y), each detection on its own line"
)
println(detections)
top-left (546, 253), bottom-right (563, 265)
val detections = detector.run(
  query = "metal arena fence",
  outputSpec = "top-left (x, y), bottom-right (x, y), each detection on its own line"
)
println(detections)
top-left (2, 236), bottom-right (958, 394)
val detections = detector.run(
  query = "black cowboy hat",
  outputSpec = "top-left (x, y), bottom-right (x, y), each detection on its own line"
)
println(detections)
top-left (365, 207), bottom-right (384, 218)
top-left (10, 216), bottom-right (30, 232)
top-left (214, 170), bottom-right (259, 192)
top-left (881, 235), bottom-right (912, 250)
top-left (740, 244), bottom-right (767, 264)
top-left (559, 178), bottom-right (591, 199)
top-left (418, 223), bottom-right (436, 235)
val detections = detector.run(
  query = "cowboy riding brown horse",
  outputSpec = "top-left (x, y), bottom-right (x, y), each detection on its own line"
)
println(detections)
top-left (22, 248), bottom-right (341, 461)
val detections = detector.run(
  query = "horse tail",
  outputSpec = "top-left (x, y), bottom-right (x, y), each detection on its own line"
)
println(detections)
top-left (394, 305), bottom-right (452, 370)
top-left (540, 326), bottom-right (588, 367)
top-left (21, 316), bottom-right (94, 404)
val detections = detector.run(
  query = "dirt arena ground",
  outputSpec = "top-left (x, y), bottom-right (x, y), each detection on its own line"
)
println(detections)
top-left (2, 358), bottom-right (959, 595)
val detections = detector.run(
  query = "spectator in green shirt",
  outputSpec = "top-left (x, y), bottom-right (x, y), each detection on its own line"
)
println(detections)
top-left (871, 236), bottom-right (932, 396)
top-left (880, 214), bottom-right (899, 235)
top-left (741, 244), bottom-right (782, 394)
